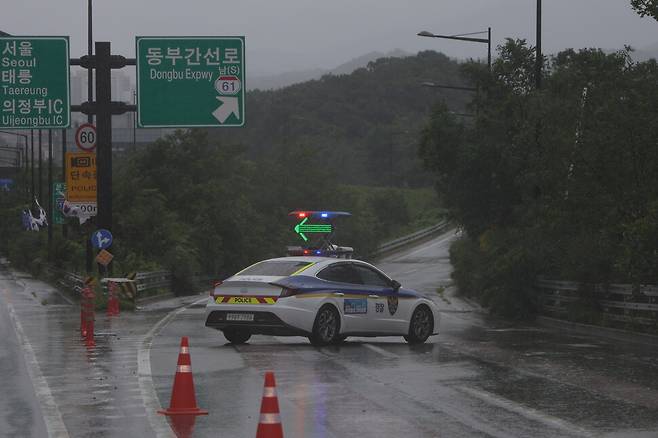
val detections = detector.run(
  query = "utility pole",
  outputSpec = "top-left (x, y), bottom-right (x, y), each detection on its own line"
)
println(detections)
top-left (86, 0), bottom-right (94, 274)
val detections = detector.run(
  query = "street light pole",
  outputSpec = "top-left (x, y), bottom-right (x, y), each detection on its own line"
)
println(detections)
top-left (536, 0), bottom-right (542, 89)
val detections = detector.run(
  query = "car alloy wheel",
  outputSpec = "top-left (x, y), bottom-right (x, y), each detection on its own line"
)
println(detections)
top-left (405, 305), bottom-right (433, 344)
top-left (310, 305), bottom-right (340, 346)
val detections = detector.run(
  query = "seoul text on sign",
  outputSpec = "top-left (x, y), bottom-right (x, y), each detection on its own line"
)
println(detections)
top-left (0, 37), bottom-right (70, 129)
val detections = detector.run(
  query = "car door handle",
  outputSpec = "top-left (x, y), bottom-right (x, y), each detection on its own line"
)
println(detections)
top-left (333, 292), bottom-right (344, 297)
top-left (368, 294), bottom-right (380, 298)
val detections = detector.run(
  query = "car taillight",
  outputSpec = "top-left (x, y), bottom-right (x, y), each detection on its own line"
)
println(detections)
top-left (210, 281), bottom-right (222, 296)
top-left (279, 287), bottom-right (300, 298)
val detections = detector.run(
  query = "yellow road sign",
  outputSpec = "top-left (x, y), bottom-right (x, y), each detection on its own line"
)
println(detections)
top-left (95, 249), bottom-right (114, 267)
top-left (65, 152), bottom-right (96, 202)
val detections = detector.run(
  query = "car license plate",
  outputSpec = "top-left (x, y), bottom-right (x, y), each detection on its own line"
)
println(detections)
top-left (226, 313), bottom-right (254, 322)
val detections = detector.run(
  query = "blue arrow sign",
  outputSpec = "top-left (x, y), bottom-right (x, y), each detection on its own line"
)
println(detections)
top-left (91, 229), bottom-right (113, 250)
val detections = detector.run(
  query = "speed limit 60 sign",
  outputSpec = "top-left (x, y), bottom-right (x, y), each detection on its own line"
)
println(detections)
top-left (75, 123), bottom-right (97, 152)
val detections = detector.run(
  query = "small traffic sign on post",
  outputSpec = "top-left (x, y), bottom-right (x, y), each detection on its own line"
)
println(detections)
top-left (0, 36), bottom-right (70, 129)
top-left (91, 229), bottom-right (113, 250)
top-left (136, 36), bottom-right (245, 128)
top-left (65, 152), bottom-right (96, 202)
top-left (52, 182), bottom-right (66, 225)
top-left (75, 123), bottom-right (97, 152)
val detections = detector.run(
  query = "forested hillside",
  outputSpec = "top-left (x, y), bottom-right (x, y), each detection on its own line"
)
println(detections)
top-left (209, 51), bottom-right (470, 187)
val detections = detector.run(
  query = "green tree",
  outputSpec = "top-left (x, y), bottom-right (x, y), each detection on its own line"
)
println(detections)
top-left (631, 0), bottom-right (658, 20)
top-left (420, 38), bottom-right (658, 318)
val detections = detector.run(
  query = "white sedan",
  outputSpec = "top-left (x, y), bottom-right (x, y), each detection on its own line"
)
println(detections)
top-left (204, 257), bottom-right (440, 346)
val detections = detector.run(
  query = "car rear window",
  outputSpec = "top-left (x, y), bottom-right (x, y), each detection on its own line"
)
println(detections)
top-left (237, 261), bottom-right (313, 277)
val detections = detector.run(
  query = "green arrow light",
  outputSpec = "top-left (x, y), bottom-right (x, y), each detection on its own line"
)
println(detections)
top-left (294, 217), bottom-right (333, 242)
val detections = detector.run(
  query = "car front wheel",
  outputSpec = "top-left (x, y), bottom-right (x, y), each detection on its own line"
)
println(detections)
top-left (404, 305), bottom-right (433, 344)
top-left (223, 328), bottom-right (251, 344)
top-left (309, 305), bottom-right (341, 346)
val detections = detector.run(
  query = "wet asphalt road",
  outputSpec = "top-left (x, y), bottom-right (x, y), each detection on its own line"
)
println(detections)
top-left (0, 272), bottom-right (47, 438)
top-left (2, 231), bottom-right (658, 437)
top-left (149, 232), bottom-right (658, 438)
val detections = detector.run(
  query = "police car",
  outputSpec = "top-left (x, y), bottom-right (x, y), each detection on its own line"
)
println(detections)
top-left (204, 256), bottom-right (440, 345)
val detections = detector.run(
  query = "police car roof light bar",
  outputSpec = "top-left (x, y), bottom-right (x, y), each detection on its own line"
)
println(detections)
top-left (288, 211), bottom-right (352, 219)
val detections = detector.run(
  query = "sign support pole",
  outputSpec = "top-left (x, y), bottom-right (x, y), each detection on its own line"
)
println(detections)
top-left (38, 130), bottom-right (42, 202)
top-left (48, 130), bottom-right (53, 256)
top-left (62, 129), bottom-right (67, 238)
top-left (95, 41), bottom-right (113, 276)
top-left (30, 130), bottom-right (34, 200)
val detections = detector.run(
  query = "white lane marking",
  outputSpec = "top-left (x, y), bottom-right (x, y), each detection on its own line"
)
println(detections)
top-left (4, 289), bottom-right (70, 438)
top-left (104, 414), bottom-right (147, 420)
top-left (138, 297), bottom-right (207, 438)
top-left (458, 386), bottom-right (596, 437)
top-left (363, 343), bottom-right (399, 359)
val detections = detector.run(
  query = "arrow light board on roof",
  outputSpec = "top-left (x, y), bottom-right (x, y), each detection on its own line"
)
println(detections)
top-left (294, 217), bottom-right (333, 242)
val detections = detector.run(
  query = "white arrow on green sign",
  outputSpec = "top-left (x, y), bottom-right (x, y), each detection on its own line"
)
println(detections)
top-left (136, 36), bottom-right (245, 128)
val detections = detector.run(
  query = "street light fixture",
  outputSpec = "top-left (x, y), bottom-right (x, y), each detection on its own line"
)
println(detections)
top-left (421, 81), bottom-right (477, 92)
top-left (417, 28), bottom-right (492, 71)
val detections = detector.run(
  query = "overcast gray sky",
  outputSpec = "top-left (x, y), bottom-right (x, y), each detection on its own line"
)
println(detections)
top-left (3, 0), bottom-right (657, 75)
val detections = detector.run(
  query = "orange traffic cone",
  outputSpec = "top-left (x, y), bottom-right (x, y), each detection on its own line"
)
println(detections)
top-left (256, 371), bottom-right (284, 438)
top-left (158, 337), bottom-right (208, 417)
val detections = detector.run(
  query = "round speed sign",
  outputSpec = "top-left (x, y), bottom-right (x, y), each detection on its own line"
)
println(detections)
top-left (75, 124), bottom-right (97, 152)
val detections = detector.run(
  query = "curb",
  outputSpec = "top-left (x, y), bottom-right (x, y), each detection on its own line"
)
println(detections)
top-left (536, 316), bottom-right (658, 347)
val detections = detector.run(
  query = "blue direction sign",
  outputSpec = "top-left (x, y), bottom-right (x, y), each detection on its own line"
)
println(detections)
top-left (0, 178), bottom-right (14, 191)
top-left (91, 229), bottom-right (113, 250)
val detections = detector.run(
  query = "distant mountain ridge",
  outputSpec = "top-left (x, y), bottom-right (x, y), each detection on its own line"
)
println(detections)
top-left (247, 49), bottom-right (411, 90)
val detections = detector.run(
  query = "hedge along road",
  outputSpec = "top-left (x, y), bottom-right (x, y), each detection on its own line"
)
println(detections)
top-left (148, 229), bottom-right (658, 438)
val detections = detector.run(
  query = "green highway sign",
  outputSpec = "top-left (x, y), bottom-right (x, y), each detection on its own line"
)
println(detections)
top-left (136, 36), bottom-right (245, 128)
top-left (0, 37), bottom-right (70, 129)
top-left (53, 182), bottom-right (66, 225)
top-left (294, 217), bottom-right (333, 242)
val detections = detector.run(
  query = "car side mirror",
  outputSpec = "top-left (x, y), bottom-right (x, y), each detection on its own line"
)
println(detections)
top-left (391, 280), bottom-right (401, 292)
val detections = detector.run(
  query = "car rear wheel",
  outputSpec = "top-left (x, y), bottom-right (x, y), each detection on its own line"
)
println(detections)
top-left (404, 305), bottom-right (433, 344)
top-left (309, 305), bottom-right (341, 346)
top-left (332, 334), bottom-right (348, 344)
top-left (223, 328), bottom-right (251, 344)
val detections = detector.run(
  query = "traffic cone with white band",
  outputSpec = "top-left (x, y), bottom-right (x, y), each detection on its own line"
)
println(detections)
top-left (256, 371), bottom-right (284, 438)
top-left (158, 337), bottom-right (208, 416)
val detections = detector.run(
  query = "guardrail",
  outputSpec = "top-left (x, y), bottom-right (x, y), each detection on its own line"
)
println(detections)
top-left (135, 271), bottom-right (171, 293)
top-left (537, 279), bottom-right (658, 328)
top-left (42, 265), bottom-right (85, 294)
top-left (371, 220), bottom-right (451, 257)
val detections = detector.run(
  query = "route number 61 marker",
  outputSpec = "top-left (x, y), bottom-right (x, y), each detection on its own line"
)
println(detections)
top-left (215, 76), bottom-right (241, 96)
top-left (75, 123), bottom-right (97, 152)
